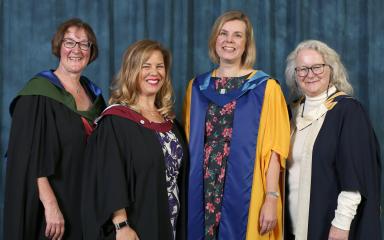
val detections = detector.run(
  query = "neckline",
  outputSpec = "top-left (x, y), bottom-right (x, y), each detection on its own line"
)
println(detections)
top-left (212, 69), bottom-right (255, 78)
top-left (100, 104), bottom-right (173, 132)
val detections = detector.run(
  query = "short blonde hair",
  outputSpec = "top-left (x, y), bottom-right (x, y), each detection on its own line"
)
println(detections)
top-left (208, 10), bottom-right (256, 68)
top-left (109, 40), bottom-right (175, 119)
top-left (285, 40), bottom-right (353, 99)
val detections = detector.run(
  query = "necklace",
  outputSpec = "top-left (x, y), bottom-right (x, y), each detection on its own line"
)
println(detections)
top-left (76, 86), bottom-right (81, 94)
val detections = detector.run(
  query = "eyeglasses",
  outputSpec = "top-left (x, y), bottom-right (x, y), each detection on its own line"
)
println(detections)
top-left (62, 38), bottom-right (92, 51)
top-left (295, 64), bottom-right (330, 77)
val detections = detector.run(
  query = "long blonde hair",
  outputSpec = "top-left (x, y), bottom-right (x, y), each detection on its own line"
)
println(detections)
top-left (109, 39), bottom-right (175, 119)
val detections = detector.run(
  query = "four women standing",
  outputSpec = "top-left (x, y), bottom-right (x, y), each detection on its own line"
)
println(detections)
top-left (3, 11), bottom-right (381, 240)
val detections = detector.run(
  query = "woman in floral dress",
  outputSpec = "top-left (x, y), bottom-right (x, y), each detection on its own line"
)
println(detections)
top-left (183, 11), bottom-right (290, 240)
top-left (82, 40), bottom-right (188, 240)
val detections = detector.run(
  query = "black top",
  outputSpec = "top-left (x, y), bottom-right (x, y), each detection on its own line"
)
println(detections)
top-left (4, 94), bottom-right (105, 239)
top-left (81, 112), bottom-right (188, 240)
top-left (286, 96), bottom-right (381, 240)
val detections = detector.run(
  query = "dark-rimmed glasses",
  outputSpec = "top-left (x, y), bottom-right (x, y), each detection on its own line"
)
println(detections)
top-left (62, 38), bottom-right (92, 51)
top-left (295, 64), bottom-right (330, 77)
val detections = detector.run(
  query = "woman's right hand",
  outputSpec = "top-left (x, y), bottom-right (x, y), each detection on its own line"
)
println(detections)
top-left (116, 226), bottom-right (140, 240)
top-left (44, 202), bottom-right (65, 240)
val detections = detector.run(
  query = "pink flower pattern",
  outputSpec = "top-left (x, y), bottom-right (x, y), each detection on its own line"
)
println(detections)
top-left (205, 121), bottom-right (214, 136)
top-left (221, 128), bottom-right (232, 138)
top-left (206, 202), bottom-right (215, 213)
top-left (219, 101), bottom-right (236, 115)
top-left (203, 75), bottom-right (247, 239)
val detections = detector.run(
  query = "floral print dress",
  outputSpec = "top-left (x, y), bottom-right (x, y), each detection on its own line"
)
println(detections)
top-left (156, 130), bottom-right (184, 240)
top-left (204, 75), bottom-right (248, 239)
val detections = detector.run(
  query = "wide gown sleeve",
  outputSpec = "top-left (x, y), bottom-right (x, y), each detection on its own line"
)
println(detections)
top-left (336, 99), bottom-right (380, 195)
top-left (4, 95), bottom-right (61, 240)
top-left (246, 80), bottom-right (291, 240)
top-left (335, 99), bottom-right (381, 238)
top-left (82, 115), bottom-right (135, 240)
top-left (182, 79), bottom-right (194, 143)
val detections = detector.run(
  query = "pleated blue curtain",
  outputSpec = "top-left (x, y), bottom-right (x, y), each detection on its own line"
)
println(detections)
top-left (1, 0), bottom-right (383, 236)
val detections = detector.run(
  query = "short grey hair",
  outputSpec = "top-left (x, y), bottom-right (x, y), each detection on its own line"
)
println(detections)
top-left (285, 40), bottom-right (353, 99)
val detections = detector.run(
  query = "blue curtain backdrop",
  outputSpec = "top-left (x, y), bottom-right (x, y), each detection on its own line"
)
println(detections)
top-left (1, 0), bottom-right (383, 237)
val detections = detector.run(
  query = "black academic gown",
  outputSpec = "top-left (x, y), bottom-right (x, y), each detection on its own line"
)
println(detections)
top-left (82, 107), bottom-right (188, 240)
top-left (286, 96), bottom-right (381, 240)
top-left (4, 72), bottom-right (105, 240)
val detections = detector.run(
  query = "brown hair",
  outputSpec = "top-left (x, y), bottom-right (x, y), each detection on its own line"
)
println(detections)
top-left (109, 39), bottom-right (175, 119)
top-left (208, 10), bottom-right (256, 68)
top-left (51, 18), bottom-right (98, 64)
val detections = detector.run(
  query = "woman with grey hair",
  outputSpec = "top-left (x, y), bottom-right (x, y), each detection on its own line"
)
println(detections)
top-left (284, 40), bottom-right (381, 240)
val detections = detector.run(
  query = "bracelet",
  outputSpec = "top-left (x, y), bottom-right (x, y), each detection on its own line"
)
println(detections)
top-left (114, 219), bottom-right (130, 230)
top-left (266, 191), bottom-right (280, 198)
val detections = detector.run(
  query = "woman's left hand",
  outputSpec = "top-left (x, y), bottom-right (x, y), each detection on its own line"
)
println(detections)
top-left (259, 196), bottom-right (278, 235)
top-left (328, 225), bottom-right (349, 240)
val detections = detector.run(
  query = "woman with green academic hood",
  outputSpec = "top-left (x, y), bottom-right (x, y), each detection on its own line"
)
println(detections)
top-left (3, 18), bottom-right (105, 240)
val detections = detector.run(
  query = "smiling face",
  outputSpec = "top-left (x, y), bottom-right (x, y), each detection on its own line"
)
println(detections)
top-left (295, 49), bottom-right (332, 97)
top-left (138, 50), bottom-right (165, 97)
top-left (215, 19), bottom-right (247, 66)
top-left (57, 26), bottom-right (91, 75)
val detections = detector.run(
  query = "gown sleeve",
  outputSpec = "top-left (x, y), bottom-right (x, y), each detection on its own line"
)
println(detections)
top-left (334, 98), bottom-right (381, 238)
top-left (4, 95), bottom-right (61, 240)
top-left (182, 79), bottom-right (194, 143)
top-left (82, 115), bottom-right (135, 240)
top-left (258, 80), bottom-right (291, 172)
top-left (336, 98), bottom-right (380, 196)
top-left (246, 79), bottom-right (291, 240)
